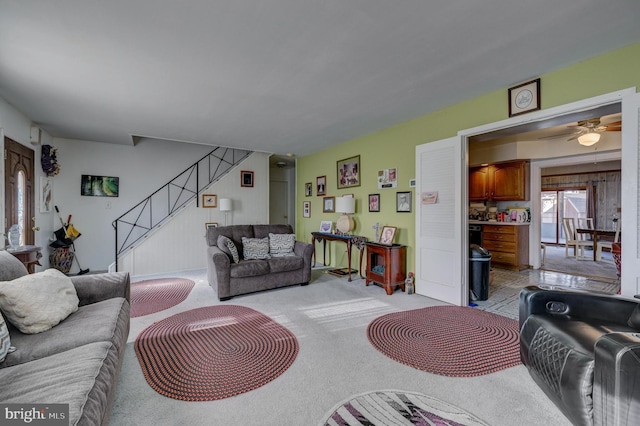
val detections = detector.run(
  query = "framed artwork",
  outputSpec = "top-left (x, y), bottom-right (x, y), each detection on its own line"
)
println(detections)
top-left (396, 191), bottom-right (412, 213)
top-left (305, 182), bottom-right (312, 196)
top-left (316, 175), bottom-right (326, 196)
top-left (205, 222), bottom-right (218, 230)
top-left (241, 170), bottom-right (254, 187)
top-left (323, 196), bottom-right (335, 213)
top-left (40, 177), bottom-right (53, 213)
top-left (337, 155), bottom-right (360, 189)
top-left (202, 194), bottom-right (217, 208)
top-left (377, 168), bottom-right (397, 189)
top-left (81, 175), bottom-right (119, 197)
top-left (319, 220), bottom-right (333, 233)
top-left (368, 194), bottom-right (380, 212)
top-left (303, 201), bottom-right (311, 218)
top-left (508, 78), bottom-right (541, 117)
top-left (378, 226), bottom-right (397, 246)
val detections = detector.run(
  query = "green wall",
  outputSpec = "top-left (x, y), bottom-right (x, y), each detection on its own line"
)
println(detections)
top-left (297, 41), bottom-right (640, 272)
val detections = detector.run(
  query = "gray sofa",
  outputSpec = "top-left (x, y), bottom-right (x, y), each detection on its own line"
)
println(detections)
top-left (206, 224), bottom-right (314, 300)
top-left (0, 250), bottom-right (130, 426)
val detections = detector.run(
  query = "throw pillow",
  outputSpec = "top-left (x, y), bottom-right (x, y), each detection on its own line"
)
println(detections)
top-left (0, 314), bottom-right (10, 362)
top-left (242, 237), bottom-right (271, 260)
top-left (269, 233), bottom-right (296, 257)
top-left (217, 235), bottom-right (240, 264)
top-left (0, 269), bottom-right (79, 334)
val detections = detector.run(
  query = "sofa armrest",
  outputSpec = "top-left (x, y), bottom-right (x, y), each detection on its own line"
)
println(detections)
top-left (70, 272), bottom-right (130, 306)
top-left (294, 240), bottom-right (314, 283)
top-left (519, 286), bottom-right (637, 330)
top-left (206, 245), bottom-right (232, 299)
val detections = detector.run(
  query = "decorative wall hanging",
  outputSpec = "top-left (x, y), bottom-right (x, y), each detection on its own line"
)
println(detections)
top-left (202, 194), bottom-right (217, 208)
top-left (305, 182), bottom-right (312, 197)
top-left (40, 177), bottom-right (53, 213)
top-left (41, 144), bottom-right (61, 176)
top-left (396, 191), bottom-right (412, 212)
top-left (316, 176), bottom-right (326, 196)
top-left (508, 78), bottom-right (540, 117)
top-left (81, 175), bottom-right (119, 197)
top-left (303, 201), bottom-right (311, 218)
top-left (337, 155), bottom-right (360, 189)
top-left (241, 170), bottom-right (254, 187)
top-left (377, 168), bottom-right (397, 189)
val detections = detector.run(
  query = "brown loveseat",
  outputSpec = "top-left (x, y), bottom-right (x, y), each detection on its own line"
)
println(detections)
top-left (205, 224), bottom-right (314, 300)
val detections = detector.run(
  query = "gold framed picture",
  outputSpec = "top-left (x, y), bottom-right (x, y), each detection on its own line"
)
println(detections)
top-left (378, 226), bottom-right (397, 246)
top-left (202, 194), bottom-right (217, 208)
top-left (337, 155), bottom-right (360, 189)
top-left (205, 222), bottom-right (218, 230)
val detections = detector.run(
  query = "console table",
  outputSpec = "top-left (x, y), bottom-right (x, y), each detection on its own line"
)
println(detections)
top-left (311, 232), bottom-right (367, 281)
top-left (365, 242), bottom-right (406, 295)
top-left (6, 245), bottom-right (42, 274)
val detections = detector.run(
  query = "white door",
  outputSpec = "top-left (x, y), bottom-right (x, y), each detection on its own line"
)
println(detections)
top-left (415, 136), bottom-right (466, 305)
top-left (269, 180), bottom-right (289, 225)
top-left (621, 91), bottom-right (640, 297)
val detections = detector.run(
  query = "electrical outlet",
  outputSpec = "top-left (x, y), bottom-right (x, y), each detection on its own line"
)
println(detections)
top-left (105, 201), bottom-right (112, 209)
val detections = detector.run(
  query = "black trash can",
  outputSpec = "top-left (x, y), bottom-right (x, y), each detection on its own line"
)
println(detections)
top-left (469, 244), bottom-right (491, 301)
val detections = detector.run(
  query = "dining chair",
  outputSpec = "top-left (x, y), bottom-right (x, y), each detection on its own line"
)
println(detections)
top-left (596, 222), bottom-right (621, 261)
top-left (562, 217), bottom-right (593, 260)
top-left (577, 217), bottom-right (594, 241)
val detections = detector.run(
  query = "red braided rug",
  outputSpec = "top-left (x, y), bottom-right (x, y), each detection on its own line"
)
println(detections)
top-left (367, 306), bottom-right (520, 377)
top-left (130, 278), bottom-right (195, 318)
top-left (134, 305), bottom-right (299, 401)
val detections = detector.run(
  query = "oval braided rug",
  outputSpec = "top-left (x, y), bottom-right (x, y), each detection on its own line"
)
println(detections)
top-left (130, 278), bottom-right (195, 318)
top-left (134, 305), bottom-right (299, 401)
top-left (367, 306), bottom-right (520, 377)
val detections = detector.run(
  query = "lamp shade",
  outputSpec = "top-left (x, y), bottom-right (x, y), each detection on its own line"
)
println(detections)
top-left (219, 198), bottom-right (232, 212)
top-left (335, 196), bottom-right (355, 214)
top-left (578, 132), bottom-right (600, 146)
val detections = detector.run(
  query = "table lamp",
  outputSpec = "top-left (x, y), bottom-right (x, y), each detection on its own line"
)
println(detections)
top-left (335, 196), bottom-right (356, 233)
top-left (219, 198), bottom-right (232, 225)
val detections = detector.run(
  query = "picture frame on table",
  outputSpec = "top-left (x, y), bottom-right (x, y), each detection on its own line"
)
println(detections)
top-left (241, 170), bottom-right (254, 187)
top-left (337, 155), bottom-right (360, 189)
top-left (319, 220), bottom-right (333, 233)
top-left (316, 176), bottom-right (326, 196)
top-left (202, 194), bottom-right (217, 208)
top-left (305, 182), bottom-right (312, 197)
top-left (323, 196), bottom-right (335, 213)
top-left (508, 78), bottom-right (541, 117)
top-left (303, 201), bottom-right (311, 218)
top-left (378, 226), bottom-right (397, 246)
top-left (396, 191), bottom-right (412, 213)
top-left (368, 194), bottom-right (380, 212)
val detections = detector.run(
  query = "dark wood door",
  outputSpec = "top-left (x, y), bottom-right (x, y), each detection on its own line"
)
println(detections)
top-left (4, 137), bottom-right (35, 245)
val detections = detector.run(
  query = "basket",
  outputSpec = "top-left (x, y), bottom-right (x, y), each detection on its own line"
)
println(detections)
top-left (49, 247), bottom-right (74, 274)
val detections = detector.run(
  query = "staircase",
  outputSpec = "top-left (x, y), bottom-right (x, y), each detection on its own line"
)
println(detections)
top-left (112, 146), bottom-right (252, 268)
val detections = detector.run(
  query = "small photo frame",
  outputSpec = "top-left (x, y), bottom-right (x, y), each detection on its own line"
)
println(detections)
top-left (508, 78), bottom-right (541, 117)
top-left (40, 177), bottom-right (53, 213)
top-left (319, 220), bottom-right (333, 233)
top-left (368, 194), bottom-right (380, 212)
top-left (378, 226), bottom-right (397, 246)
top-left (305, 182), bottom-right (312, 197)
top-left (323, 196), bottom-right (335, 213)
top-left (303, 201), bottom-right (311, 218)
top-left (396, 191), bottom-right (412, 213)
top-left (202, 194), bottom-right (217, 208)
top-left (205, 222), bottom-right (218, 230)
top-left (317, 176), bottom-right (326, 196)
top-left (337, 155), bottom-right (360, 189)
top-left (241, 170), bottom-right (254, 187)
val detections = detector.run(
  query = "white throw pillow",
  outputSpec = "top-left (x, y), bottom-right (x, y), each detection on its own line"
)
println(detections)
top-left (242, 237), bottom-right (271, 260)
top-left (269, 233), bottom-right (296, 257)
top-left (0, 269), bottom-right (79, 334)
top-left (0, 314), bottom-right (10, 362)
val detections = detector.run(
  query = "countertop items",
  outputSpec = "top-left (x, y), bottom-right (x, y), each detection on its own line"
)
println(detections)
top-left (469, 220), bottom-right (530, 226)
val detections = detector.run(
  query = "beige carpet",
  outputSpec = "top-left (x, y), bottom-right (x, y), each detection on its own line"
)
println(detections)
top-left (541, 244), bottom-right (618, 280)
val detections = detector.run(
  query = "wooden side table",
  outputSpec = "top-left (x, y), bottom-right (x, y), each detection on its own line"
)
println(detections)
top-left (365, 243), bottom-right (406, 295)
top-left (6, 245), bottom-right (42, 274)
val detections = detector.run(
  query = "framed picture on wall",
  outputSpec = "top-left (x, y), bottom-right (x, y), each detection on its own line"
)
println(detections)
top-left (40, 177), bottom-right (53, 213)
top-left (305, 182), bottom-right (312, 196)
top-left (316, 176), bottom-right (326, 196)
top-left (337, 155), bottom-right (360, 189)
top-left (205, 222), bottom-right (218, 230)
top-left (508, 78), bottom-right (541, 117)
top-left (241, 170), bottom-right (254, 187)
top-left (368, 194), bottom-right (380, 212)
top-left (396, 191), bottom-right (412, 212)
top-left (81, 175), bottom-right (119, 197)
top-left (202, 194), bottom-right (217, 208)
top-left (323, 196), bottom-right (335, 213)
top-left (303, 201), bottom-right (311, 218)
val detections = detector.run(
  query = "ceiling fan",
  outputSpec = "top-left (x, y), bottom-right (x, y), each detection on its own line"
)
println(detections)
top-left (567, 115), bottom-right (622, 146)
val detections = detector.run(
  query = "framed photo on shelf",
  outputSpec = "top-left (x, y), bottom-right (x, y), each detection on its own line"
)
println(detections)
top-left (241, 170), bottom-right (254, 187)
top-left (202, 194), bottom-right (217, 208)
top-left (337, 155), bottom-right (360, 189)
top-left (323, 196), bottom-right (335, 213)
top-left (378, 226), bottom-right (397, 246)
top-left (205, 222), bottom-right (218, 230)
top-left (303, 201), bottom-right (311, 218)
top-left (316, 175), bottom-right (326, 196)
top-left (368, 194), bottom-right (380, 212)
top-left (305, 182), bottom-right (312, 197)
top-left (508, 78), bottom-right (540, 117)
top-left (396, 191), bottom-right (412, 213)
top-left (319, 220), bottom-right (333, 233)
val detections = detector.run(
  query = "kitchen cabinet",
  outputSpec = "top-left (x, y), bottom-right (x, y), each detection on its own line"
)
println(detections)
top-left (482, 224), bottom-right (529, 271)
top-left (469, 161), bottom-right (529, 201)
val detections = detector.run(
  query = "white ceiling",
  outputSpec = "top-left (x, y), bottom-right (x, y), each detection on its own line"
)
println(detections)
top-left (1, 1), bottom-right (639, 157)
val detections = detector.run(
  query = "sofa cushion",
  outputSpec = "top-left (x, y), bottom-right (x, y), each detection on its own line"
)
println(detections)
top-left (0, 314), bottom-right (10, 363)
top-left (0, 269), bottom-right (79, 334)
top-left (2, 297), bottom-right (129, 368)
top-left (206, 224), bottom-right (254, 252)
top-left (268, 256), bottom-right (304, 273)
top-left (242, 237), bottom-right (271, 260)
top-left (230, 260), bottom-right (270, 278)
top-left (269, 233), bottom-right (296, 257)
top-left (0, 251), bottom-right (29, 281)
top-left (253, 224), bottom-right (294, 239)
top-left (218, 235), bottom-right (240, 263)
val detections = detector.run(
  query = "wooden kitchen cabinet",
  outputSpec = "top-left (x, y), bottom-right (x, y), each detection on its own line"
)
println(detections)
top-left (482, 224), bottom-right (529, 271)
top-left (469, 161), bottom-right (529, 201)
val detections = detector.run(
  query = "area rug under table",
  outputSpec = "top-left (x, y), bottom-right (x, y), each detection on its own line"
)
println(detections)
top-left (367, 306), bottom-right (520, 377)
top-left (134, 305), bottom-right (299, 401)
top-left (321, 389), bottom-right (489, 426)
top-left (130, 277), bottom-right (195, 317)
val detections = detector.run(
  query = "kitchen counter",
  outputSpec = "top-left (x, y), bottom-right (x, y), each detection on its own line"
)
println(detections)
top-left (469, 220), bottom-right (530, 226)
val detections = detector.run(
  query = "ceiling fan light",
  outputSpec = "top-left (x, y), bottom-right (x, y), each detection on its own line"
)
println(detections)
top-left (578, 132), bottom-right (600, 146)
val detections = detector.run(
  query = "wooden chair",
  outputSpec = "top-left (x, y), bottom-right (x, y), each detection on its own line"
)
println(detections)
top-left (577, 218), bottom-right (594, 241)
top-left (562, 217), bottom-right (593, 260)
top-left (596, 222), bottom-right (620, 261)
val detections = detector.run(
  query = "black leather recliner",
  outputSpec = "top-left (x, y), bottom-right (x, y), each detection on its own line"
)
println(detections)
top-left (519, 286), bottom-right (640, 426)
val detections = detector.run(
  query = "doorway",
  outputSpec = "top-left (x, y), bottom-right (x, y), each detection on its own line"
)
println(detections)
top-left (4, 137), bottom-right (36, 246)
top-left (541, 189), bottom-right (588, 245)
